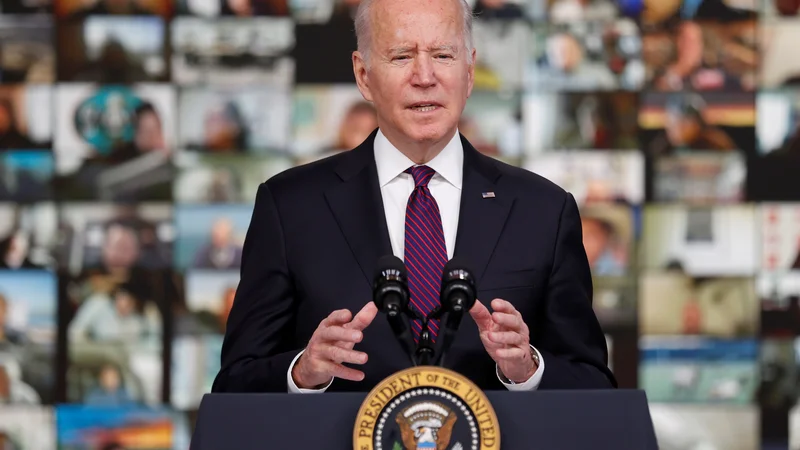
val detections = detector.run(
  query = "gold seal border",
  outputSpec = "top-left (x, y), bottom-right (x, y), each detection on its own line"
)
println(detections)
top-left (352, 366), bottom-right (500, 450)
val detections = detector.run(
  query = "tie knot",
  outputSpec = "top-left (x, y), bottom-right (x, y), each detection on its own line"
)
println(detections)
top-left (406, 165), bottom-right (436, 188)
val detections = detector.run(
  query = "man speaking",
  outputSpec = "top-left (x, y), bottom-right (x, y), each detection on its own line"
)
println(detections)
top-left (211, 0), bottom-right (616, 393)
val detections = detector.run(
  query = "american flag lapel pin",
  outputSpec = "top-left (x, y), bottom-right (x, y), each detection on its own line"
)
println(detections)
top-left (482, 192), bottom-right (495, 199)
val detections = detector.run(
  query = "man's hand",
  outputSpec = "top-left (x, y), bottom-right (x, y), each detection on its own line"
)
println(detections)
top-left (292, 302), bottom-right (378, 389)
top-left (469, 298), bottom-right (537, 383)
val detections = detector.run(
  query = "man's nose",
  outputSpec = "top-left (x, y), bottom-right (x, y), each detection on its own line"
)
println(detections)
top-left (411, 55), bottom-right (436, 87)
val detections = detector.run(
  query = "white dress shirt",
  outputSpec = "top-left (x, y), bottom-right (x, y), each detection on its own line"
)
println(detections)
top-left (288, 128), bottom-right (544, 393)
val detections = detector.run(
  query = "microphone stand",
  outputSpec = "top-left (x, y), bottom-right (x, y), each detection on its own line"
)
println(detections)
top-left (385, 304), bottom-right (418, 367)
top-left (433, 308), bottom-right (463, 367)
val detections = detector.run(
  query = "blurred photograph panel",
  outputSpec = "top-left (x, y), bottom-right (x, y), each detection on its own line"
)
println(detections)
top-left (648, 404), bottom-right (759, 450)
top-left (639, 271), bottom-right (758, 338)
top-left (471, 19), bottom-right (529, 92)
top-left (56, 405), bottom-right (192, 449)
top-left (0, 16), bottom-right (54, 83)
top-left (56, 203), bottom-right (173, 275)
top-left (593, 275), bottom-right (638, 330)
top-left (522, 92), bottom-right (639, 153)
top-left (0, 0), bottom-right (51, 13)
top-left (760, 204), bottom-right (800, 271)
top-left (0, 151), bottom-right (54, 203)
top-left (60, 269), bottom-right (174, 408)
top-left (460, 90), bottom-right (524, 160)
top-left (54, 0), bottom-right (173, 17)
top-left (171, 269), bottom-right (236, 410)
top-left (173, 153), bottom-right (293, 204)
top-left (291, 1), bottom-right (357, 83)
top-left (0, 203), bottom-right (58, 270)
top-left (171, 17), bottom-right (294, 87)
top-left (652, 152), bottom-right (745, 204)
top-left (761, 20), bottom-right (800, 89)
top-left (641, 204), bottom-right (758, 276)
top-left (764, 0), bottom-right (800, 16)
top-left (176, 0), bottom-right (287, 16)
top-left (759, 272), bottom-right (800, 337)
top-left (759, 338), bottom-right (800, 411)
top-left (543, 0), bottom-right (633, 23)
top-left (639, 90), bottom-right (755, 157)
top-left (291, 84), bottom-right (377, 160)
top-left (641, 0), bottom-right (757, 29)
top-left (0, 84), bottom-right (53, 150)
top-left (0, 407), bottom-right (55, 449)
top-left (749, 89), bottom-right (800, 201)
top-left (578, 203), bottom-right (636, 276)
top-left (173, 204), bottom-right (250, 270)
top-left (525, 18), bottom-right (645, 92)
top-left (178, 85), bottom-right (291, 154)
top-left (56, 16), bottom-right (168, 83)
top-left (54, 83), bottom-right (175, 202)
top-left (525, 150), bottom-right (644, 206)
top-left (472, 0), bottom-right (544, 20)
top-left (641, 13), bottom-right (758, 92)
top-left (639, 336), bottom-right (759, 404)
top-left (0, 270), bottom-right (57, 405)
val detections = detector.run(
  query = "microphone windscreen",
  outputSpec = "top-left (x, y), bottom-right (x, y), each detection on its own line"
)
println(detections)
top-left (375, 255), bottom-right (406, 280)
top-left (442, 257), bottom-right (473, 280)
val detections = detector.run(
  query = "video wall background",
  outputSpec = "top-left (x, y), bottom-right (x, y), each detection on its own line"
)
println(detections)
top-left (1, 0), bottom-right (800, 448)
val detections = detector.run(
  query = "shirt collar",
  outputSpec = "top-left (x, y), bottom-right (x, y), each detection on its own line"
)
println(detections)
top-left (374, 128), bottom-right (463, 189)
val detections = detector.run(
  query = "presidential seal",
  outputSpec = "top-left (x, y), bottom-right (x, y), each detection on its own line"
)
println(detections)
top-left (353, 366), bottom-right (500, 450)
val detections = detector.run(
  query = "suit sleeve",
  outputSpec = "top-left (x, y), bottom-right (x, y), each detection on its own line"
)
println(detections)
top-left (211, 182), bottom-right (301, 393)
top-left (535, 192), bottom-right (617, 389)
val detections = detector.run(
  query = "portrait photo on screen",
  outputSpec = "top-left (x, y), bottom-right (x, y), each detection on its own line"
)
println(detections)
top-left (639, 336), bottom-right (759, 404)
top-left (56, 405), bottom-right (191, 449)
top-left (0, 270), bottom-right (57, 405)
top-left (592, 275), bottom-right (637, 330)
top-left (760, 203), bottom-right (800, 271)
top-left (171, 17), bottom-right (294, 87)
top-left (652, 152), bottom-right (745, 204)
top-left (0, 16), bottom-right (54, 84)
top-left (0, 84), bottom-right (53, 149)
top-left (759, 337), bottom-right (800, 410)
top-left (0, 151), bottom-right (54, 203)
top-left (758, 272), bottom-right (800, 337)
top-left (638, 90), bottom-right (756, 157)
top-left (750, 89), bottom-right (800, 201)
top-left (0, 202), bottom-right (58, 270)
top-left (0, 407), bottom-right (54, 449)
top-left (0, 0), bottom-right (51, 13)
top-left (578, 203), bottom-right (635, 277)
top-left (525, 150), bottom-right (644, 206)
top-left (54, 83), bottom-right (175, 201)
top-left (525, 18), bottom-right (644, 92)
top-left (522, 92), bottom-right (640, 152)
top-left (54, 0), bottom-right (173, 18)
top-left (641, 17), bottom-right (758, 92)
top-left (176, 0), bottom-right (288, 16)
top-left (56, 16), bottom-right (168, 83)
top-left (173, 153), bottom-right (293, 204)
top-left (173, 204), bottom-right (250, 270)
top-left (171, 269), bottom-right (235, 409)
top-left (641, 204), bottom-right (758, 276)
top-left (178, 85), bottom-right (291, 154)
top-left (56, 203), bottom-right (173, 275)
top-left (471, 19), bottom-right (529, 92)
top-left (639, 271), bottom-right (758, 338)
top-left (460, 90), bottom-right (524, 159)
top-left (648, 404), bottom-right (759, 450)
top-left (291, 84), bottom-right (377, 159)
top-left (60, 269), bottom-right (174, 407)
top-left (761, 20), bottom-right (800, 89)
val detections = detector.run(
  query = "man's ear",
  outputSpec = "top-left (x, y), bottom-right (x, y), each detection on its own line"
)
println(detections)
top-left (466, 47), bottom-right (476, 98)
top-left (352, 51), bottom-right (373, 102)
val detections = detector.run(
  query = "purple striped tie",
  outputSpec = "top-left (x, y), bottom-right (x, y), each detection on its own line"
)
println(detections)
top-left (404, 165), bottom-right (447, 343)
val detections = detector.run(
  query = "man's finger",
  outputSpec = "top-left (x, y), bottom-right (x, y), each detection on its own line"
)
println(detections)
top-left (492, 311), bottom-right (524, 331)
top-left (319, 325), bottom-right (363, 343)
top-left (322, 361), bottom-right (365, 382)
top-left (469, 299), bottom-right (494, 331)
top-left (488, 331), bottom-right (525, 346)
top-left (491, 298), bottom-right (519, 315)
top-left (323, 309), bottom-right (352, 327)
top-left (345, 302), bottom-right (379, 331)
top-left (322, 343), bottom-right (368, 365)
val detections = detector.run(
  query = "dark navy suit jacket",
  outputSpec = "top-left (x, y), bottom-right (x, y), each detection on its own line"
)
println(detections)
top-left (212, 130), bottom-right (616, 393)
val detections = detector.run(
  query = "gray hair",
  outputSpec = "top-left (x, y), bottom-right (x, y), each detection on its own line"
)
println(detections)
top-left (354, 0), bottom-right (475, 69)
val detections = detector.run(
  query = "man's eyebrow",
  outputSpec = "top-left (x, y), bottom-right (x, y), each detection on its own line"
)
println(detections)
top-left (430, 44), bottom-right (458, 52)
top-left (387, 46), bottom-right (415, 54)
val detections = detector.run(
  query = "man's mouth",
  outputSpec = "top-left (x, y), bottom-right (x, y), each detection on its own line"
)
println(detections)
top-left (409, 103), bottom-right (441, 112)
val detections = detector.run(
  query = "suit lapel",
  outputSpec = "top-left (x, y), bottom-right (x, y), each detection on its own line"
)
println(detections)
top-left (325, 131), bottom-right (393, 287)
top-left (453, 136), bottom-right (514, 285)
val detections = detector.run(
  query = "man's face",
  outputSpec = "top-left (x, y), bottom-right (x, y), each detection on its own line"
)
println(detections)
top-left (353, 0), bottom-right (475, 148)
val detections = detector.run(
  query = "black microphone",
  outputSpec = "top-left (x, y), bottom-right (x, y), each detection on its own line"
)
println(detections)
top-left (434, 258), bottom-right (477, 367)
top-left (373, 255), bottom-right (417, 366)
